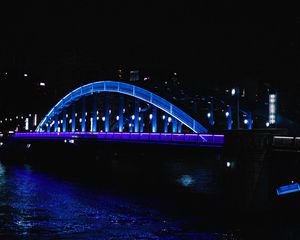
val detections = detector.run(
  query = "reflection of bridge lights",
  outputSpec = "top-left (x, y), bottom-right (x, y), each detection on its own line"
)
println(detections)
top-left (149, 114), bottom-right (153, 120)
top-left (225, 112), bottom-right (229, 117)
top-left (178, 175), bottom-right (194, 187)
top-left (168, 117), bottom-right (172, 123)
top-left (207, 112), bottom-right (211, 118)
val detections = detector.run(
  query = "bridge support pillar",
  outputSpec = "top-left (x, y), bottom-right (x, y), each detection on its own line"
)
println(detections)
top-left (209, 100), bottom-right (214, 127)
top-left (164, 116), bottom-right (168, 133)
top-left (172, 119), bottom-right (178, 133)
top-left (247, 111), bottom-right (252, 130)
top-left (92, 94), bottom-right (97, 132)
top-left (134, 99), bottom-right (140, 132)
top-left (105, 94), bottom-right (110, 132)
top-left (119, 95), bottom-right (124, 132)
top-left (62, 108), bottom-right (67, 132)
top-left (227, 105), bottom-right (232, 130)
top-left (178, 122), bottom-right (182, 133)
top-left (139, 113), bottom-right (144, 133)
top-left (152, 106), bottom-right (157, 133)
top-left (72, 102), bottom-right (76, 132)
top-left (54, 114), bottom-right (59, 132)
top-left (81, 97), bottom-right (86, 132)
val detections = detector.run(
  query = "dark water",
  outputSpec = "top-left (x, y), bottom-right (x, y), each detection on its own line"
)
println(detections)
top-left (0, 162), bottom-right (241, 240)
top-left (1, 161), bottom-right (300, 240)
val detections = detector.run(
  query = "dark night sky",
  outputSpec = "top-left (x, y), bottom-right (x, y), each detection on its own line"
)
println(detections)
top-left (1, 1), bottom-right (300, 93)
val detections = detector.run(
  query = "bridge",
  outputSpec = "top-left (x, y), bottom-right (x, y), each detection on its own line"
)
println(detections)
top-left (36, 81), bottom-right (208, 134)
top-left (8, 80), bottom-right (225, 147)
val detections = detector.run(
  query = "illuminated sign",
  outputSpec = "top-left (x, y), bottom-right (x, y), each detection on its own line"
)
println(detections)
top-left (269, 94), bottom-right (277, 124)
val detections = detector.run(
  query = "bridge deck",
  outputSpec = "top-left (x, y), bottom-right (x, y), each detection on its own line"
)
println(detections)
top-left (12, 132), bottom-right (224, 148)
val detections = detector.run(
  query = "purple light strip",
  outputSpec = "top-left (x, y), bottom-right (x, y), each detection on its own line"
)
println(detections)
top-left (13, 132), bottom-right (224, 146)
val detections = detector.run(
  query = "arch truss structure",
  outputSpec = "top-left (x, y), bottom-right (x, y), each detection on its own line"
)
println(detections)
top-left (36, 81), bottom-right (208, 133)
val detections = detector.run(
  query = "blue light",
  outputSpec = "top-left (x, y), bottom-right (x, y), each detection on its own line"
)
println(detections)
top-left (178, 175), bottom-right (194, 187)
top-left (277, 183), bottom-right (300, 195)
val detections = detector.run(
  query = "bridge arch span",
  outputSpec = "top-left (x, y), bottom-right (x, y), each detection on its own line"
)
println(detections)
top-left (36, 81), bottom-right (208, 133)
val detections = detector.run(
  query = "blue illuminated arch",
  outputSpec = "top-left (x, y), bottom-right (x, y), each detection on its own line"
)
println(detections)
top-left (36, 81), bottom-right (208, 133)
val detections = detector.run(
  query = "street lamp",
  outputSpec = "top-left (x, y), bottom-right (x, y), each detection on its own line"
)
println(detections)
top-left (231, 87), bottom-right (240, 129)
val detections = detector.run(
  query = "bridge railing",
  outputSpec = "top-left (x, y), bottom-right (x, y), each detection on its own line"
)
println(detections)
top-left (13, 132), bottom-right (224, 146)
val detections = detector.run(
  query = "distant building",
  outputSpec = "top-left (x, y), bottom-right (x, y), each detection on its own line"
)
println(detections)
top-left (129, 70), bottom-right (139, 82)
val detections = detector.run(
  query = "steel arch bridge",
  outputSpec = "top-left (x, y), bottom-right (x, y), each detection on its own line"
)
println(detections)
top-left (36, 81), bottom-right (208, 134)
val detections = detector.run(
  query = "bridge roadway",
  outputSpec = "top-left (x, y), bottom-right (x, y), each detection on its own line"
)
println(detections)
top-left (12, 132), bottom-right (224, 148)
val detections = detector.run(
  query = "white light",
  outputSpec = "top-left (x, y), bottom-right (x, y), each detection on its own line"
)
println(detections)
top-left (231, 88), bottom-right (236, 96)
top-left (139, 117), bottom-right (142, 121)
top-left (149, 114), bottom-right (153, 120)
top-left (266, 122), bottom-right (270, 127)
top-left (64, 139), bottom-right (67, 143)
top-left (85, 112), bottom-right (88, 116)
top-left (129, 123), bottom-right (132, 127)
top-left (131, 115), bottom-right (135, 120)
top-left (123, 108), bottom-right (125, 113)
top-left (102, 116), bottom-right (105, 121)
top-left (116, 116), bottom-right (119, 121)
top-left (9, 118), bottom-right (12, 122)
top-left (109, 109), bottom-right (111, 114)
top-left (75, 113), bottom-right (78, 117)
top-left (0, 120), bottom-right (2, 123)
top-left (39, 82), bottom-right (46, 86)
top-left (60, 120), bottom-right (63, 123)
top-left (5, 118), bottom-right (7, 121)
top-left (16, 116), bottom-right (18, 119)
top-left (225, 112), bottom-right (229, 117)
top-left (226, 162), bottom-right (231, 167)
top-left (162, 115), bottom-right (166, 120)
top-left (0, 142), bottom-right (3, 147)
top-left (68, 139), bottom-right (75, 144)
top-left (168, 117), bottom-right (172, 123)
top-left (207, 112), bottom-right (211, 118)
top-left (79, 118), bottom-right (82, 123)
top-left (244, 119), bottom-right (248, 124)
top-left (69, 119), bottom-right (72, 123)
top-left (97, 117), bottom-right (99, 120)
top-left (24, 73), bottom-right (28, 77)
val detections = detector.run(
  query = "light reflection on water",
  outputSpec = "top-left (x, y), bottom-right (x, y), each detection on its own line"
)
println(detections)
top-left (0, 162), bottom-right (239, 239)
